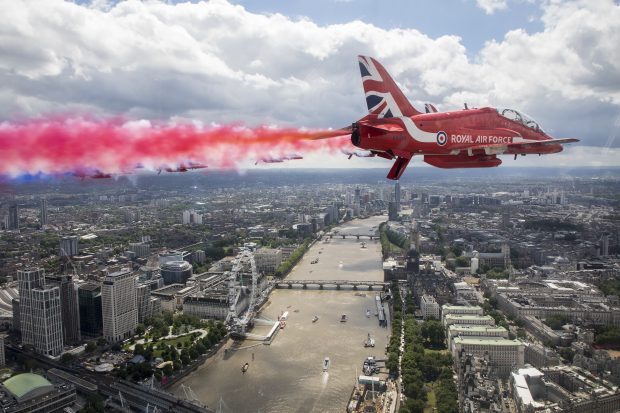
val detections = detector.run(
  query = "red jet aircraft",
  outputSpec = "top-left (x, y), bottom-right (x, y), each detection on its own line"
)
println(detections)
top-left (255, 154), bottom-right (304, 165)
top-left (71, 169), bottom-right (113, 180)
top-left (323, 56), bottom-right (579, 180)
top-left (159, 162), bottom-right (208, 174)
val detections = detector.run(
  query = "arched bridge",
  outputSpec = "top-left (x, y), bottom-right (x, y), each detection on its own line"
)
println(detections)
top-left (274, 279), bottom-right (388, 290)
top-left (326, 233), bottom-right (378, 240)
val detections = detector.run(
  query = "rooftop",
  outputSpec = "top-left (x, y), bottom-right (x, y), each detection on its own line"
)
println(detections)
top-left (448, 325), bottom-right (507, 333)
top-left (3, 373), bottom-right (53, 400)
top-left (442, 304), bottom-right (482, 311)
top-left (444, 314), bottom-right (494, 320)
top-left (454, 337), bottom-right (523, 346)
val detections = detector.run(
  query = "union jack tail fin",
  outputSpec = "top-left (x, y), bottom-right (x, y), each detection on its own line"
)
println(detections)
top-left (358, 55), bottom-right (421, 118)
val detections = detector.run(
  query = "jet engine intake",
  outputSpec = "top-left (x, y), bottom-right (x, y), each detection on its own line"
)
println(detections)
top-left (351, 123), bottom-right (360, 146)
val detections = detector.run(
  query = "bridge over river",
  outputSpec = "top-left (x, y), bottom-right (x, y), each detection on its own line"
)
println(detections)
top-left (274, 279), bottom-right (388, 290)
top-left (325, 232), bottom-right (378, 240)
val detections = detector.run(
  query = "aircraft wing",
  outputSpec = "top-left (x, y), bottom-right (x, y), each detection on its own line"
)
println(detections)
top-left (452, 138), bottom-right (579, 155)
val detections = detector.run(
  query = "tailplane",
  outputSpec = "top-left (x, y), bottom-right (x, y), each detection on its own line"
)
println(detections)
top-left (358, 55), bottom-right (421, 118)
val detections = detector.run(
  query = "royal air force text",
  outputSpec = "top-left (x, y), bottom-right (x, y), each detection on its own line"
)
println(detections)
top-left (450, 135), bottom-right (512, 144)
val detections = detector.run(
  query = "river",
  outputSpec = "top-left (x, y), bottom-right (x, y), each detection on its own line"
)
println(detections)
top-left (171, 215), bottom-right (389, 413)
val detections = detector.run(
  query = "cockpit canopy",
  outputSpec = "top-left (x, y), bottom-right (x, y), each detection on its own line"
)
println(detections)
top-left (498, 108), bottom-right (544, 133)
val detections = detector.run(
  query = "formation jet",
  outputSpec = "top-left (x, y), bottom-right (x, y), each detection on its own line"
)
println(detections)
top-left (255, 154), bottom-right (304, 165)
top-left (159, 161), bottom-right (208, 174)
top-left (71, 169), bottom-right (113, 180)
top-left (321, 56), bottom-right (579, 180)
top-left (341, 149), bottom-right (375, 159)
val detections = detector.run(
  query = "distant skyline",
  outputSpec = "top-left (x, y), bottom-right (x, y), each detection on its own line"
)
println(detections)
top-left (2, 0), bottom-right (619, 169)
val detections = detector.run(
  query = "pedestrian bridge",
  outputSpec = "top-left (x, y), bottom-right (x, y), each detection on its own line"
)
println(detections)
top-left (274, 279), bottom-right (388, 290)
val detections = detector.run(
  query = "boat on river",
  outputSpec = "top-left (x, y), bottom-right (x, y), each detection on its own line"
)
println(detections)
top-left (364, 333), bottom-right (375, 348)
top-left (312, 315), bottom-right (319, 323)
top-left (362, 356), bottom-right (379, 376)
top-left (340, 314), bottom-right (348, 322)
top-left (366, 308), bottom-right (371, 317)
top-left (323, 357), bottom-right (330, 371)
top-left (242, 363), bottom-right (249, 374)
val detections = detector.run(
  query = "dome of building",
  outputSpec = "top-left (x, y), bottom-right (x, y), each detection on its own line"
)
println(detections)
top-left (160, 260), bottom-right (193, 285)
top-left (2, 373), bottom-right (54, 402)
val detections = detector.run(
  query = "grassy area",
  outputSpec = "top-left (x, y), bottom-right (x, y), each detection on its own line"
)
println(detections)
top-left (151, 335), bottom-right (198, 357)
top-left (425, 384), bottom-right (437, 413)
top-left (123, 332), bottom-right (203, 357)
top-left (425, 349), bottom-right (450, 355)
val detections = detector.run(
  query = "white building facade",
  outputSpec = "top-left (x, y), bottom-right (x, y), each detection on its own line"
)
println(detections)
top-left (102, 269), bottom-right (138, 343)
top-left (421, 294), bottom-right (440, 320)
top-left (453, 337), bottom-right (524, 377)
top-left (441, 304), bottom-right (484, 324)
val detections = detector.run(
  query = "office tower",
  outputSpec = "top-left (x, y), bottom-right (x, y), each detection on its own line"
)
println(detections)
top-left (129, 242), bottom-right (150, 258)
top-left (78, 283), bottom-right (103, 338)
top-left (11, 298), bottom-right (20, 332)
top-left (17, 268), bottom-right (63, 356)
top-left (325, 204), bottom-right (338, 225)
top-left (395, 180), bottom-right (401, 212)
top-left (0, 334), bottom-right (5, 367)
top-left (31, 286), bottom-right (64, 356)
top-left (502, 211), bottom-right (511, 228)
top-left (136, 283), bottom-right (154, 324)
top-left (182, 210), bottom-right (203, 225)
top-left (388, 202), bottom-right (397, 221)
top-left (600, 234), bottom-right (610, 257)
top-left (40, 198), bottom-right (48, 226)
top-left (59, 236), bottom-right (79, 257)
top-left (102, 268), bottom-right (138, 343)
top-left (46, 275), bottom-right (81, 345)
top-left (8, 204), bottom-right (19, 230)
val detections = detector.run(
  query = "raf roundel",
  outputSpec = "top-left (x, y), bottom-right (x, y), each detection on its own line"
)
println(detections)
top-left (436, 131), bottom-right (448, 146)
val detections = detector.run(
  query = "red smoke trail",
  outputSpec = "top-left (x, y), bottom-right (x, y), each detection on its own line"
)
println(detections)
top-left (0, 116), bottom-right (351, 176)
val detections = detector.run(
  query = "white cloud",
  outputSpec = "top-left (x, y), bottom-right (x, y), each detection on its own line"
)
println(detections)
top-left (0, 0), bottom-right (619, 169)
top-left (476, 0), bottom-right (508, 15)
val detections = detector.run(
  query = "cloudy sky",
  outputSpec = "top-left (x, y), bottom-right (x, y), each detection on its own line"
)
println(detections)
top-left (2, 0), bottom-right (619, 170)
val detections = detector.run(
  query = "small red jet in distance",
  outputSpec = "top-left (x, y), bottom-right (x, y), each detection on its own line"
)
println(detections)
top-left (341, 149), bottom-right (375, 159)
top-left (255, 156), bottom-right (284, 165)
top-left (159, 162), bottom-right (208, 174)
top-left (255, 154), bottom-right (304, 165)
top-left (71, 170), bottom-right (112, 180)
top-left (321, 56), bottom-right (579, 180)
